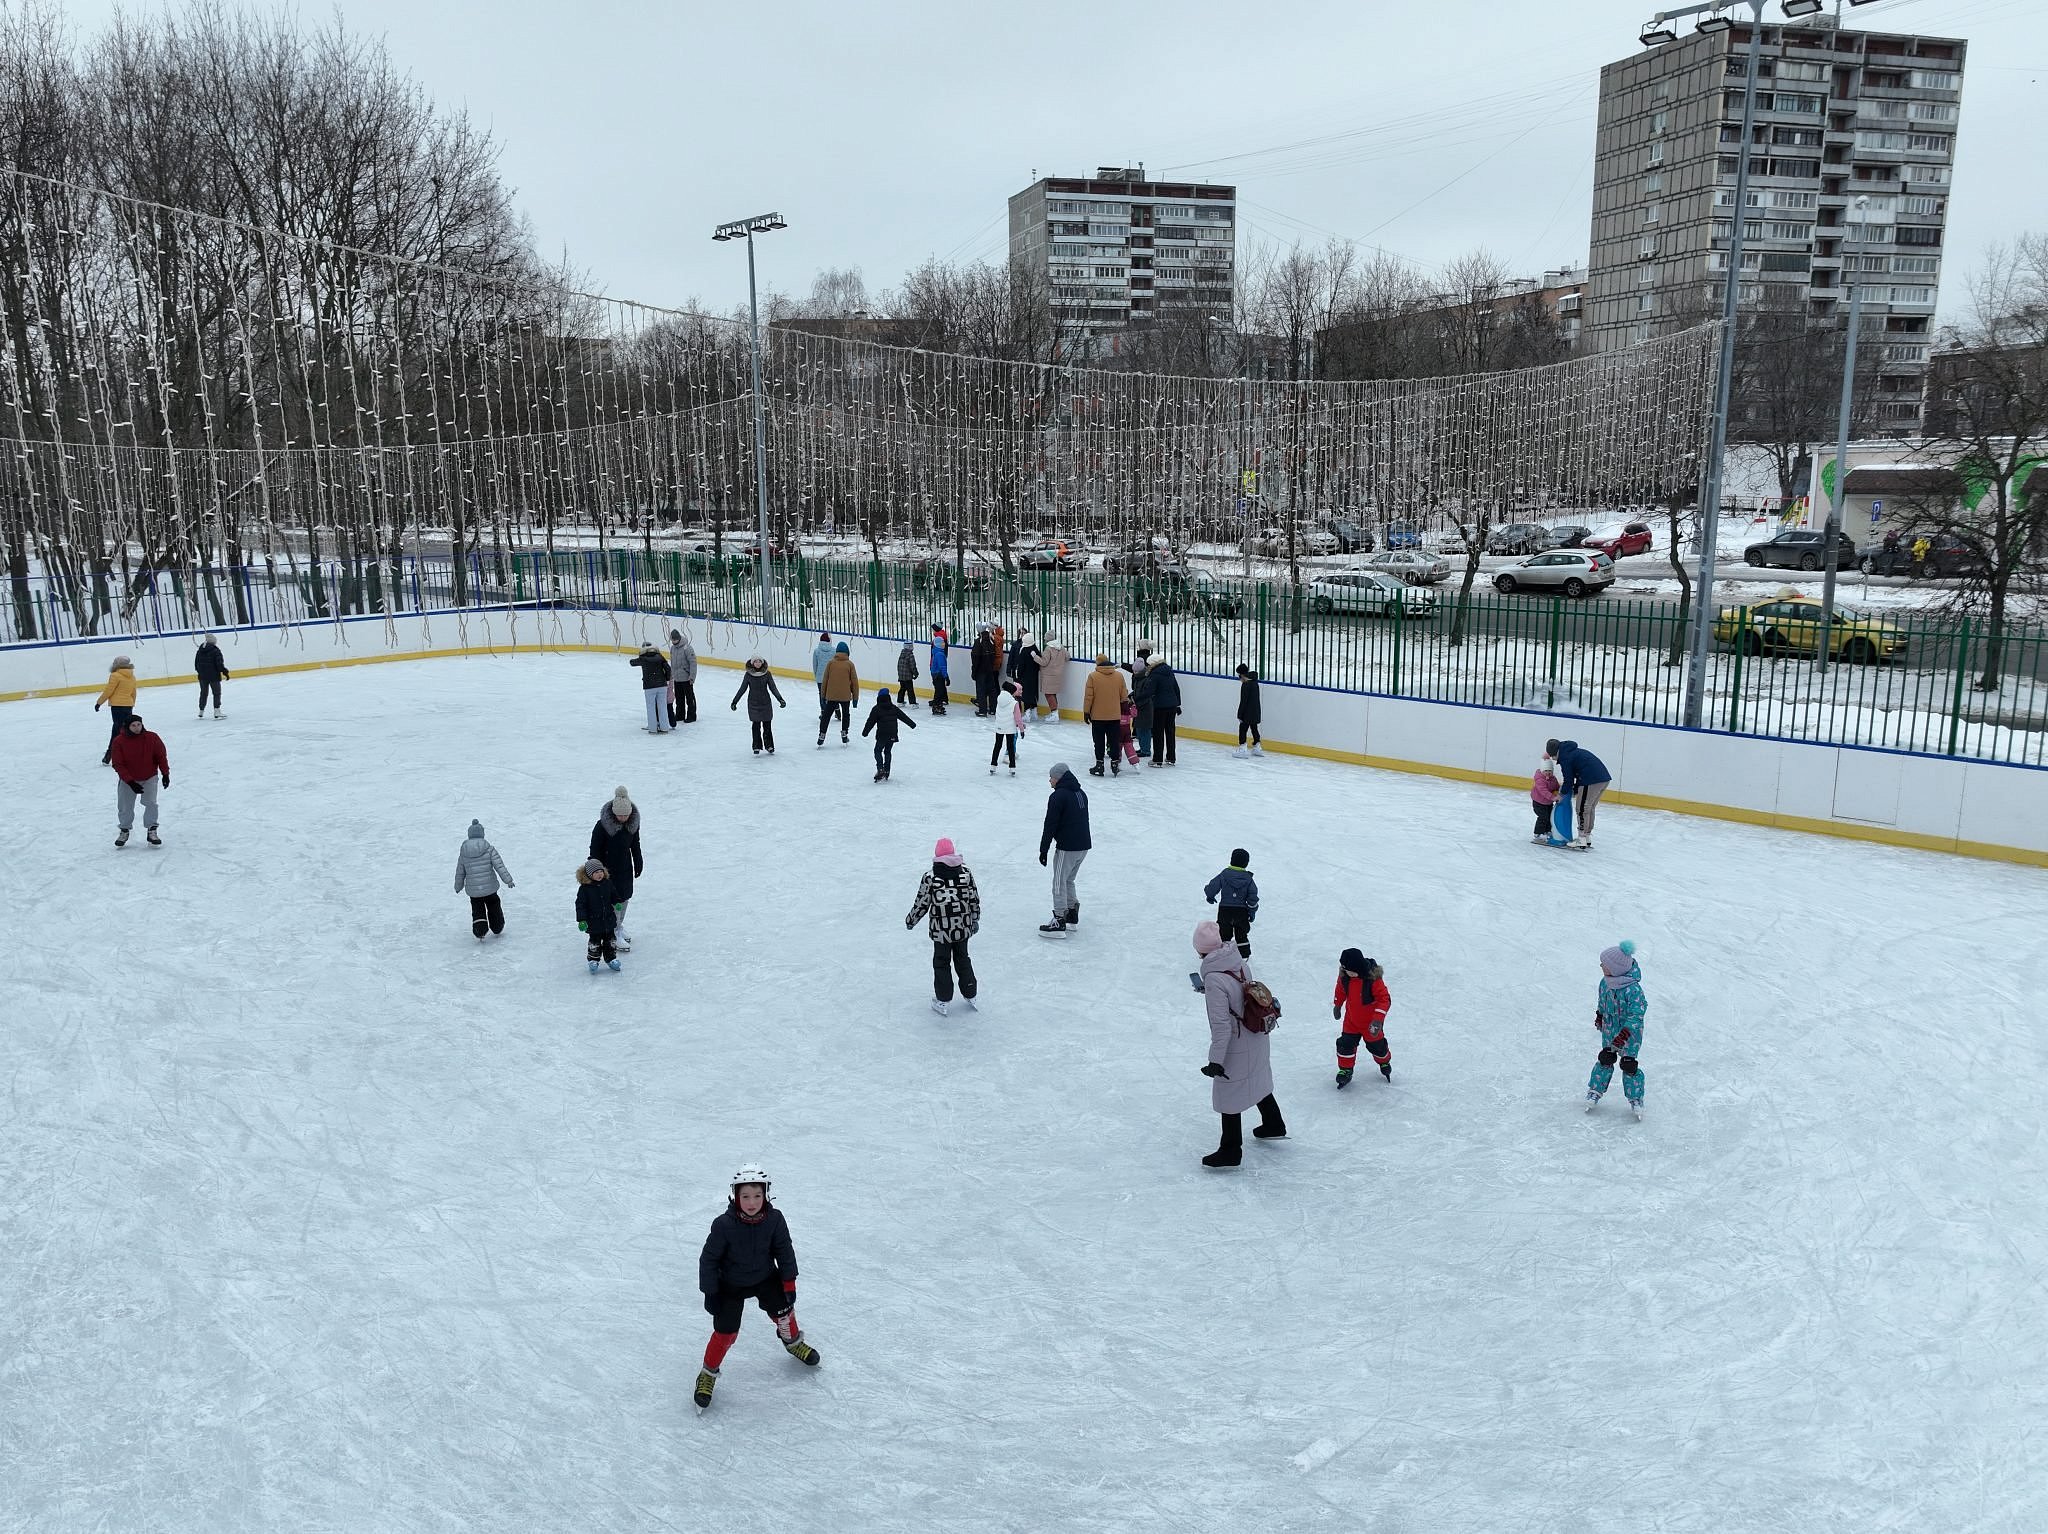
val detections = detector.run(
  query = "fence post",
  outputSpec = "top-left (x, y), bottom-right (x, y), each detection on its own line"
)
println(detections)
top-left (147, 573), bottom-right (164, 635)
top-left (1725, 606), bottom-right (1747, 733)
top-left (1256, 583), bottom-right (1269, 675)
top-left (1946, 616), bottom-right (1972, 757)
top-left (1545, 597), bottom-right (1564, 700)
top-left (1391, 600), bottom-right (1404, 697)
top-left (868, 558), bottom-right (882, 635)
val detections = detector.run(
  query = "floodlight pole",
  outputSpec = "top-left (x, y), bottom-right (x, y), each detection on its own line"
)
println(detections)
top-left (714, 212), bottom-right (787, 623)
top-left (1816, 195), bottom-right (1870, 677)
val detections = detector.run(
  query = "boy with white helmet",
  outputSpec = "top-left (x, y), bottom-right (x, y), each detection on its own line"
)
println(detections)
top-left (694, 1165), bottom-right (820, 1409)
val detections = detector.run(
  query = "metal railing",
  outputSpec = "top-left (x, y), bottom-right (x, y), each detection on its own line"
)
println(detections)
top-left (6, 551), bottom-right (2044, 767)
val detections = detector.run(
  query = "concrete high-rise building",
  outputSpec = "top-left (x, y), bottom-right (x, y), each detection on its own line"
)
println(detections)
top-left (1587, 18), bottom-right (1964, 432)
top-left (1008, 168), bottom-right (1236, 343)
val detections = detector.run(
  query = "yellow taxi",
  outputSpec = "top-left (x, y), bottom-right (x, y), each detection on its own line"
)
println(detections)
top-left (1714, 593), bottom-right (1909, 665)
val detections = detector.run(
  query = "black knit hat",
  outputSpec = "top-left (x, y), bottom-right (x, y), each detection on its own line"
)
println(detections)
top-left (1340, 947), bottom-right (1368, 973)
top-left (1230, 848), bottom-right (1249, 868)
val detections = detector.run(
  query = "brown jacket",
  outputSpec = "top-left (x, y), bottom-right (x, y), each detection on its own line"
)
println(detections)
top-left (822, 652), bottom-right (860, 704)
top-left (1081, 660), bottom-right (1128, 721)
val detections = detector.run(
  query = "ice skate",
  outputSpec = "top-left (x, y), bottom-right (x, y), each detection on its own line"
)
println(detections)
top-left (693, 1367), bottom-right (718, 1410)
top-left (1532, 833), bottom-right (1549, 844)
top-left (607, 958), bottom-right (622, 972)
top-left (1066, 902), bottom-right (1080, 928)
top-left (815, 735), bottom-right (825, 749)
top-left (930, 998), bottom-right (949, 1017)
top-left (988, 766), bottom-right (996, 775)
top-left (1584, 1090), bottom-right (1602, 1112)
top-left (616, 933), bottom-right (632, 953)
top-left (1088, 764), bottom-right (1104, 777)
top-left (1335, 1067), bottom-right (1353, 1088)
top-left (146, 828), bottom-right (161, 847)
top-left (475, 929), bottom-right (488, 942)
top-left (213, 709), bottom-right (222, 719)
top-left (588, 959), bottom-right (601, 974)
top-left (840, 729), bottom-right (849, 745)
top-left (1233, 745), bottom-right (1249, 759)
top-left (114, 828), bottom-right (129, 848)
top-left (1630, 1100), bottom-right (1644, 1121)
top-left (199, 708), bottom-right (207, 719)
top-left (783, 1334), bottom-right (821, 1366)
top-left (1201, 1147), bottom-right (1242, 1169)
top-left (1249, 743), bottom-right (1263, 757)
top-left (1252, 1123), bottom-right (1287, 1141)
top-left (1008, 767), bottom-right (1016, 777)
top-left (961, 998), bottom-right (978, 1012)
top-left (1379, 1062), bottom-right (1393, 1081)
top-left (1570, 836), bottom-right (1592, 851)
top-left (1038, 917), bottom-right (1069, 938)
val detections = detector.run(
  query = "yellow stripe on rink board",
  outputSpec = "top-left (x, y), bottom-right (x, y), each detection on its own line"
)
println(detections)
top-left (6, 644), bottom-right (2042, 868)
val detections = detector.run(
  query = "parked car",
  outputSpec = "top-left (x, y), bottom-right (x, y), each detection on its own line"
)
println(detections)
top-left (1331, 519), bottom-right (1375, 555)
top-left (1385, 521), bottom-right (1426, 550)
top-left (1302, 528), bottom-right (1341, 556)
top-left (1546, 523), bottom-right (1593, 548)
top-left (1585, 521), bottom-right (1654, 560)
top-left (1305, 570), bottom-right (1440, 618)
top-left (1101, 536), bottom-right (1170, 574)
top-left (1713, 595), bottom-right (1908, 664)
top-left (1363, 550), bottom-right (1452, 585)
top-left (1251, 526), bottom-right (1339, 557)
top-left (1492, 549), bottom-right (1615, 599)
top-left (1861, 532), bottom-right (1989, 579)
top-left (1020, 540), bottom-right (1088, 571)
top-left (1744, 529), bottom-right (1859, 572)
top-left (1487, 522), bottom-right (1558, 556)
top-left (909, 554), bottom-right (993, 592)
top-left (1142, 565), bottom-right (1243, 618)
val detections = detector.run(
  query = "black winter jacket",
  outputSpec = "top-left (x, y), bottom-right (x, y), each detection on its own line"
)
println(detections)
top-left (590, 808), bottom-right (644, 900)
top-left (575, 876), bottom-right (619, 934)
top-left (1204, 865), bottom-right (1260, 914)
top-left (1148, 662), bottom-right (1182, 712)
top-left (630, 651), bottom-right (671, 688)
top-left (971, 633), bottom-right (997, 680)
top-left (699, 1203), bottom-right (799, 1295)
top-left (194, 642), bottom-right (228, 681)
top-left (1238, 674), bottom-right (1261, 724)
top-left (861, 692), bottom-right (918, 746)
top-left (1039, 769), bottom-right (1092, 856)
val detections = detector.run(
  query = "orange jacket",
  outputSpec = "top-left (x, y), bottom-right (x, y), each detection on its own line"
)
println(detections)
top-left (1081, 661), bottom-right (1128, 721)
top-left (1334, 971), bottom-right (1390, 1041)
top-left (96, 667), bottom-right (138, 708)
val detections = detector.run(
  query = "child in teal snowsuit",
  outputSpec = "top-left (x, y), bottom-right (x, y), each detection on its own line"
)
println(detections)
top-left (1586, 941), bottom-right (1647, 1113)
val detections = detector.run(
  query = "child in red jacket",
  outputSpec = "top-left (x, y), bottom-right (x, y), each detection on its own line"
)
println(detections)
top-left (1333, 948), bottom-right (1391, 1087)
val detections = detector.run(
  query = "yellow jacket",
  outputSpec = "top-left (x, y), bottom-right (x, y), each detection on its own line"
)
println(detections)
top-left (96, 667), bottom-right (138, 708)
top-left (1082, 661), bottom-right (1128, 722)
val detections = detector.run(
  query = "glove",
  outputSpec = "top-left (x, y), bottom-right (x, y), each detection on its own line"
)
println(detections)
top-left (505, 880), bottom-right (515, 889)
top-left (1201, 1063), bottom-right (1228, 1079)
top-left (160, 775), bottom-right (170, 789)
top-left (95, 703), bottom-right (102, 712)
top-left (1038, 851), bottom-right (1048, 866)
top-left (1333, 1004), bottom-right (1343, 1021)
top-left (730, 701), bottom-right (737, 711)
top-left (702, 1292), bottom-right (720, 1315)
top-left (905, 916), bottom-right (917, 929)
top-left (578, 921), bottom-right (588, 932)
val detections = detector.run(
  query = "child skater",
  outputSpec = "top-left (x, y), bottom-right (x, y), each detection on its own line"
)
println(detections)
top-left (1233, 664), bottom-right (1263, 757)
top-left (861, 686), bottom-right (918, 782)
top-left (1586, 941), bottom-right (1648, 1119)
top-left (1202, 847), bottom-right (1259, 958)
top-left (454, 819), bottom-right (515, 940)
top-left (906, 836), bottom-right (981, 1015)
top-left (694, 1165), bottom-right (819, 1410)
top-left (990, 679), bottom-right (1026, 775)
top-left (575, 859), bottom-right (622, 973)
top-left (1532, 754), bottom-right (1562, 844)
top-left (1332, 948), bottom-right (1391, 1087)
top-left (1118, 689), bottom-right (1142, 768)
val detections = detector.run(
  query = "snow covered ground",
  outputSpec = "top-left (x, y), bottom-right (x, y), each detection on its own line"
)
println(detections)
top-left (3, 655), bottom-right (2044, 1533)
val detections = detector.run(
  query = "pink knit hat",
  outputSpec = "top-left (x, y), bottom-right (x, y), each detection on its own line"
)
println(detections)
top-left (1193, 921), bottom-right (1225, 956)
top-left (934, 837), bottom-right (963, 867)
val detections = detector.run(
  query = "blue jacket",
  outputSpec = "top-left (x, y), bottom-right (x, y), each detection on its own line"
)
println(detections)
top-left (1554, 740), bottom-right (1611, 793)
top-left (1596, 962), bottom-right (1648, 1050)
top-left (1204, 865), bottom-right (1259, 914)
top-left (929, 636), bottom-right (950, 678)
top-left (1039, 769), bottom-right (1092, 856)
top-left (811, 641), bottom-right (836, 685)
top-left (1148, 662), bottom-right (1182, 712)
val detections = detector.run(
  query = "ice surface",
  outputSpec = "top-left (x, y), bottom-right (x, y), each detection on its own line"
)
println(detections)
top-left (3, 654), bottom-right (2044, 1533)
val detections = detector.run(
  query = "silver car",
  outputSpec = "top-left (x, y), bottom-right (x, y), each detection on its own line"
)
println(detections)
top-left (1306, 570), bottom-right (1440, 618)
top-left (1363, 550), bottom-right (1452, 585)
top-left (1492, 549), bottom-right (1615, 599)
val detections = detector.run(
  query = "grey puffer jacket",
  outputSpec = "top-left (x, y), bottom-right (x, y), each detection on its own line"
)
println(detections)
top-left (454, 829), bottom-right (514, 896)
top-left (731, 664), bottom-right (786, 722)
top-left (1201, 944), bottom-right (1274, 1115)
top-left (905, 862), bottom-right (981, 943)
top-left (670, 634), bottom-right (698, 684)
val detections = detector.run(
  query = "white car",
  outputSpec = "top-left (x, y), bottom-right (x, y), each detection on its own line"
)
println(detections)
top-left (1306, 571), bottom-right (1439, 618)
top-left (1363, 550), bottom-right (1452, 584)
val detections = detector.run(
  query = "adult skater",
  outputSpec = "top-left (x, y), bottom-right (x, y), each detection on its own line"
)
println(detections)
top-left (1127, 645), bottom-right (1156, 761)
top-left (455, 820), bottom-right (516, 939)
top-left (694, 1165), bottom-right (820, 1410)
top-left (1037, 761), bottom-right (1091, 936)
top-left (108, 713), bottom-right (169, 848)
top-left (905, 836), bottom-right (981, 1015)
top-left (629, 644), bottom-right (672, 733)
top-left (1195, 921), bottom-right (1285, 1167)
top-left (669, 627), bottom-right (699, 724)
top-left (861, 686), bottom-right (917, 781)
top-left (1039, 637), bottom-right (1069, 720)
top-left (819, 641), bottom-right (860, 746)
top-left (895, 638), bottom-right (919, 706)
top-left (970, 625), bottom-right (999, 717)
top-left (1546, 737), bottom-right (1612, 851)
top-left (731, 656), bottom-right (787, 754)
top-left (1009, 629), bottom-right (1044, 714)
top-left (1586, 940), bottom-right (1648, 1119)
top-left (1234, 664), bottom-right (1262, 757)
top-left (928, 624), bottom-right (952, 715)
top-left (93, 654), bottom-right (139, 763)
top-left (194, 634), bottom-right (229, 719)
top-left (1081, 654), bottom-right (1129, 778)
top-left (810, 632), bottom-right (836, 704)
top-left (589, 786), bottom-right (643, 950)
top-left (1146, 653), bottom-right (1182, 767)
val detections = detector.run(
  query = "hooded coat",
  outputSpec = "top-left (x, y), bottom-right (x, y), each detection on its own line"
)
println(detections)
top-left (575, 866), bottom-right (620, 934)
top-left (1237, 672), bottom-right (1261, 724)
top-left (811, 639), bottom-right (837, 686)
top-left (1082, 660), bottom-right (1128, 722)
top-left (95, 664), bottom-right (139, 708)
top-left (669, 633), bottom-right (698, 684)
top-left (630, 648), bottom-right (671, 689)
top-left (1147, 660), bottom-right (1182, 713)
top-left (731, 662), bottom-right (786, 721)
top-left (1553, 740), bottom-right (1612, 793)
top-left (971, 630), bottom-right (997, 682)
top-left (194, 642), bottom-right (229, 683)
top-left (1200, 944), bottom-right (1274, 1115)
top-left (455, 824), bottom-right (514, 896)
top-left (906, 861), bottom-right (982, 943)
top-left (862, 691), bottom-right (917, 745)
top-left (896, 643), bottom-right (919, 683)
top-left (1203, 864), bottom-right (1259, 913)
top-left (928, 630), bottom-right (951, 679)
top-left (1596, 956), bottom-right (1648, 1050)
top-left (589, 801), bottom-right (643, 900)
top-left (1039, 769), bottom-right (1092, 856)
top-left (822, 650), bottom-right (860, 705)
top-left (1040, 643), bottom-right (1069, 698)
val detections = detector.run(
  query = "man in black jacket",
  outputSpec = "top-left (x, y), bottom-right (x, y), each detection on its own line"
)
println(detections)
top-left (1037, 763), bottom-right (1092, 936)
top-left (193, 634), bottom-right (229, 719)
top-left (970, 625), bottom-right (999, 716)
top-left (1147, 655), bottom-right (1182, 765)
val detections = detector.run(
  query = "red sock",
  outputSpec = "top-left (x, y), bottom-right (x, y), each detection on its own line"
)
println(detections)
top-left (703, 1330), bottom-right (737, 1370)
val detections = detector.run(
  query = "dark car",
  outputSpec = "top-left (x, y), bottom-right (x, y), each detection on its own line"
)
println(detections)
top-left (1744, 528), bottom-right (1859, 572)
top-left (1861, 532), bottom-right (1989, 579)
top-left (1331, 519), bottom-right (1376, 555)
top-left (1487, 522), bottom-right (1557, 556)
top-left (1585, 521), bottom-right (1654, 560)
top-left (1142, 565), bottom-right (1243, 619)
top-left (1102, 536), bottom-right (1169, 574)
top-left (1547, 524), bottom-right (1593, 548)
top-left (909, 554), bottom-right (992, 592)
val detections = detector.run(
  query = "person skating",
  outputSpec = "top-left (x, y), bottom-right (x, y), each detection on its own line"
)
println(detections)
top-left (1586, 941), bottom-right (1648, 1119)
top-left (1009, 629), bottom-right (1044, 715)
top-left (575, 859), bottom-right (623, 973)
top-left (810, 632), bottom-right (836, 705)
top-left (731, 656), bottom-right (787, 753)
top-left (1332, 949), bottom-right (1391, 1087)
top-left (94, 654), bottom-right (139, 763)
top-left (1202, 847), bottom-right (1259, 958)
top-left (194, 634), bottom-right (229, 719)
top-left (970, 625), bottom-right (999, 717)
top-left (1546, 737), bottom-right (1612, 851)
top-left (694, 1165), bottom-right (819, 1410)
top-left (1128, 645), bottom-right (1156, 762)
top-left (1118, 691), bottom-right (1142, 769)
top-left (927, 624), bottom-right (952, 715)
top-left (1531, 755), bottom-right (1562, 844)
top-left (896, 639), bottom-right (919, 706)
top-left (819, 641), bottom-right (860, 746)
top-left (630, 644), bottom-right (672, 734)
top-left (1146, 654), bottom-right (1182, 766)
top-left (454, 819), bottom-right (515, 939)
top-left (669, 627), bottom-right (699, 725)
top-left (1039, 638), bottom-right (1069, 720)
top-left (108, 713), bottom-right (169, 848)
top-left (905, 837), bottom-right (981, 1015)
top-left (1195, 921), bottom-right (1285, 1167)
top-left (1037, 762), bottom-right (1091, 936)
top-left (589, 787), bottom-right (643, 950)
top-left (989, 680), bottom-right (1026, 775)
top-left (1080, 654), bottom-right (1129, 778)
top-left (1234, 664), bottom-right (1262, 757)
top-left (862, 687), bottom-right (918, 781)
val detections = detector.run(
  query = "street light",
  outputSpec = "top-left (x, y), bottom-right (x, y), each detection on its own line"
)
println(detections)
top-left (1781, 0), bottom-right (1823, 16)
top-left (712, 211), bottom-right (788, 621)
top-left (1816, 193), bottom-right (1871, 677)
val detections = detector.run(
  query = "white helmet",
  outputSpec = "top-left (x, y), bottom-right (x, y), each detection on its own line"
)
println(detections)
top-left (730, 1164), bottom-right (771, 1193)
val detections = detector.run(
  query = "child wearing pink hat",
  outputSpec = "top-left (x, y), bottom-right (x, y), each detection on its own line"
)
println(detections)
top-left (905, 838), bottom-right (983, 1016)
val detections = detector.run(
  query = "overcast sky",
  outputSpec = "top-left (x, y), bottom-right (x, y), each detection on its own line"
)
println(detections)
top-left (64, 0), bottom-right (2048, 319)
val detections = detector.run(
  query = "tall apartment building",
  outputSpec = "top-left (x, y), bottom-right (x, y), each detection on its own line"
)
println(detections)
top-left (1008, 168), bottom-right (1236, 343)
top-left (1586, 19), bottom-right (1964, 432)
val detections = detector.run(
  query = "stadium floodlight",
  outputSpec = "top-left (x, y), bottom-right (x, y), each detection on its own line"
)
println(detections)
top-left (1695, 5), bottom-right (1736, 33)
top-left (1782, 0), bottom-right (1824, 17)
top-left (1640, 19), bottom-right (1680, 45)
top-left (711, 212), bottom-right (791, 618)
top-left (712, 212), bottom-right (788, 243)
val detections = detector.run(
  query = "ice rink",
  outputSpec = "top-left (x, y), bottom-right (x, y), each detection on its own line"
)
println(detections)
top-left (3, 652), bottom-right (2043, 1533)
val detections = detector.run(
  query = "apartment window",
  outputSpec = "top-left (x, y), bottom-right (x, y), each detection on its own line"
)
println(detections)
top-left (1049, 221), bottom-right (1089, 237)
top-left (1714, 188), bottom-right (1762, 208)
top-left (1910, 103), bottom-right (1958, 122)
top-left (1892, 255), bottom-right (1938, 275)
top-left (1906, 133), bottom-right (1952, 153)
top-left (1087, 222), bottom-right (1130, 239)
top-left (1907, 164), bottom-right (1950, 185)
top-left (1639, 236), bottom-right (1660, 258)
top-left (1859, 195), bottom-right (1898, 214)
top-left (1909, 70), bottom-right (1959, 91)
top-left (1647, 141), bottom-right (1664, 167)
top-left (1653, 79), bottom-right (1671, 100)
top-left (1712, 219), bottom-right (1765, 241)
top-left (1774, 126), bottom-right (1822, 147)
top-left (1193, 207), bottom-right (1233, 221)
top-left (1051, 266), bottom-right (1090, 280)
top-left (1652, 110), bottom-right (1669, 133)
top-left (1868, 100), bottom-right (1909, 120)
top-left (1725, 57), bottom-right (1774, 78)
top-left (1852, 166), bottom-right (1901, 183)
top-left (1770, 157), bottom-right (1821, 178)
top-left (1778, 61), bottom-right (1829, 84)
top-left (1637, 294), bottom-right (1656, 313)
top-left (1771, 191), bottom-right (1818, 209)
top-left (1642, 203), bottom-right (1661, 225)
top-left (1896, 226), bottom-right (1943, 247)
top-left (1889, 286), bottom-right (1934, 304)
top-left (1856, 130), bottom-right (1907, 151)
top-left (1643, 173), bottom-right (1664, 195)
top-left (1195, 249), bottom-right (1231, 263)
top-left (1047, 200), bottom-right (1090, 215)
top-left (1638, 263), bottom-right (1655, 286)
top-left (1851, 254), bottom-right (1891, 272)
top-left (1766, 221), bottom-right (1812, 241)
top-left (1087, 243), bottom-right (1124, 258)
top-left (1845, 223), bottom-right (1895, 243)
top-left (1900, 195), bottom-right (1942, 216)
top-left (1761, 252), bottom-right (1811, 273)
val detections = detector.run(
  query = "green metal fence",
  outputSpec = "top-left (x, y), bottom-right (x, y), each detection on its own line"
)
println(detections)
top-left (10, 549), bottom-right (2046, 768)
